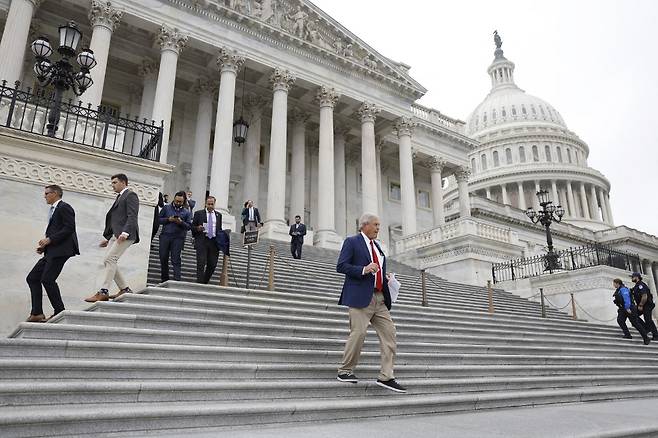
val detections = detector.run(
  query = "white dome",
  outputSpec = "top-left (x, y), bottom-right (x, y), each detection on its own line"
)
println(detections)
top-left (466, 87), bottom-right (567, 137)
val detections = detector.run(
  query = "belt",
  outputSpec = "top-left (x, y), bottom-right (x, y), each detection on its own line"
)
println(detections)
top-left (374, 288), bottom-right (383, 293)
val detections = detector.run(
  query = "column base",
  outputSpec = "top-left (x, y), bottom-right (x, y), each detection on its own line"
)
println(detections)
top-left (260, 219), bottom-right (290, 242)
top-left (313, 229), bottom-right (344, 250)
top-left (218, 211), bottom-right (237, 233)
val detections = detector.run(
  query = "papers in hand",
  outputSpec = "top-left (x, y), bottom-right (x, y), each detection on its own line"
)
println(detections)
top-left (388, 273), bottom-right (401, 303)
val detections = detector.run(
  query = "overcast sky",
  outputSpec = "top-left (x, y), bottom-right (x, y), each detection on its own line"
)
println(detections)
top-left (313, 0), bottom-right (658, 237)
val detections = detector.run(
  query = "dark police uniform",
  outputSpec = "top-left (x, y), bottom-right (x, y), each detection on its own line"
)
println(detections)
top-left (631, 279), bottom-right (658, 339)
top-left (614, 285), bottom-right (650, 343)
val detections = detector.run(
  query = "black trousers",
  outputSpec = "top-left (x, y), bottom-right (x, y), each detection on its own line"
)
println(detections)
top-left (617, 307), bottom-right (649, 339)
top-left (159, 234), bottom-right (184, 282)
top-left (195, 237), bottom-right (219, 284)
top-left (26, 256), bottom-right (69, 316)
top-left (291, 239), bottom-right (302, 259)
top-left (638, 302), bottom-right (658, 336)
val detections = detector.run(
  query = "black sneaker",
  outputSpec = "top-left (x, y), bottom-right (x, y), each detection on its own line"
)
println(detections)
top-left (623, 334), bottom-right (633, 339)
top-left (337, 373), bottom-right (358, 383)
top-left (644, 337), bottom-right (651, 345)
top-left (376, 379), bottom-right (407, 393)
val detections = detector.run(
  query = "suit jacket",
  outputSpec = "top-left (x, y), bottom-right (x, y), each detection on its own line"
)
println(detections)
top-left (241, 207), bottom-right (262, 226)
top-left (44, 201), bottom-right (80, 259)
top-left (337, 234), bottom-right (391, 310)
top-left (103, 189), bottom-right (140, 244)
top-left (192, 209), bottom-right (223, 247)
top-left (289, 223), bottom-right (307, 244)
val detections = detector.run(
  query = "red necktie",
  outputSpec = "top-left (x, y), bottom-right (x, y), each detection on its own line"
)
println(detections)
top-left (370, 240), bottom-right (383, 291)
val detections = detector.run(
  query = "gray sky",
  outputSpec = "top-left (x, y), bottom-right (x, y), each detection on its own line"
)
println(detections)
top-left (313, 0), bottom-right (658, 237)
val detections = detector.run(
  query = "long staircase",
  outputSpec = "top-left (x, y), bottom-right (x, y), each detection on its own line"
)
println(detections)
top-left (1, 233), bottom-right (657, 437)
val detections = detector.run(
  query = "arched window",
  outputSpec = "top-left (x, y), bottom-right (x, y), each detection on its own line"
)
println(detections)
top-left (521, 105), bottom-right (527, 116)
top-left (483, 112), bottom-right (487, 123)
top-left (505, 148), bottom-right (513, 164)
top-left (531, 105), bottom-right (537, 116)
top-left (492, 109), bottom-right (497, 120)
top-left (481, 154), bottom-right (488, 170)
top-left (493, 150), bottom-right (500, 167)
top-left (567, 148), bottom-right (572, 163)
top-left (556, 146), bottom-right (563, 163)
top-left (545, 145), bottom-right (552, 162)
top-left (519, 146), bottom-right (526, 163)
top-left (532, 145), bottom-right (539, 162)
top-left (501, 107), bottom-right (507, 118)
top-left (471, 157), bottom-right (476, 172)
top-left (511, 106), bottom-right (517, 116)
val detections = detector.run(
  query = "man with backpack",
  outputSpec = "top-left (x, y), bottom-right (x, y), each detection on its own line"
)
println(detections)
top-left (613, 278), bottom-right (650, 344)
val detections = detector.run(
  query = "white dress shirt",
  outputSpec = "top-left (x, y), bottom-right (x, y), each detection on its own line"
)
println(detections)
top-left (360, 232), bottom-right (383, 283)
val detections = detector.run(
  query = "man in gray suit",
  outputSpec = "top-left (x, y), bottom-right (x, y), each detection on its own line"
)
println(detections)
top-left (85, 173), bottom-right (140, 302)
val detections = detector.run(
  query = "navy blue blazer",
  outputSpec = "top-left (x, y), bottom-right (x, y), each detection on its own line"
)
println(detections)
top-left (337, 234), bottom-right (391, 310)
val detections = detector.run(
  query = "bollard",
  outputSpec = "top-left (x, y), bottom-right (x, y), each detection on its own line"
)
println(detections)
top-left (267, 245), bottom-right (275, 291)
top-left (487, 280), bottom-right (494, 314)
top-left (220, 255), bottom-right (229, 287)
top-left (540, 288), bottom-right (546, 318)
top-left (421, 270), bottom-right (428, 307)
top-left (571, 293), bottom-right (577, 320)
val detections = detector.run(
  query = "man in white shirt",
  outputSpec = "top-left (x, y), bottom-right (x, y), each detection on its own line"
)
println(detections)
top-left (240, 200), bottom-right (262, 232)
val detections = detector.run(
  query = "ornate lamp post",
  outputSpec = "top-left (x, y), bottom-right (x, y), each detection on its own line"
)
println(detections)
top-left (525, 189), bottom-right (565, 272)
top-left (31, 21), bottom-right (97, 137)
top-left (232, 67), bottom-right (249, 144)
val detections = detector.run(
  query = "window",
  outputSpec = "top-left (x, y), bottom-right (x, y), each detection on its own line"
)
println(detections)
top-left (389, 181), bottom-right (401, 201)
top-left (556, 146), bottom-right (563, 163)
top-left (483, 112), bottom-right (487, 123)
top-left (493, 150), bottom-right (500, 167)
top-left (492, 109), bottom-right (497, 120)
top-left (505, 148), bottom-right (513, 164)
top-left (532, 145), bottom-right (539, 162)
top-left (521, 105), bottom-right (527, 116)
top-left (417, 189), bottom-right (431, 209)
top-left (501, 107), bottom-right (507, 118)
top-left (531, 105), bottom-right (537, 116)
top-left (545, 145), bottom-right (552, 162)
top-left (519, 146), bottom-right (526, 163)
top-left (566, 148), bottom-right (572, 164)
top-left (481, 154), bottom-right (488, 170)
top-left (511, 106), bottom-right (517, 117)
top-left (471, 157), bottom-right (476, 172)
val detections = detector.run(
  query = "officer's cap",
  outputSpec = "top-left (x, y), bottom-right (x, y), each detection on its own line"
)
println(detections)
top-left (631, 272), bottom-right (642, 279)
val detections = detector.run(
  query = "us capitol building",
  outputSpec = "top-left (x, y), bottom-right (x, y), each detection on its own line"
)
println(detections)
top-left (0, 0), bottom-right (657, 333)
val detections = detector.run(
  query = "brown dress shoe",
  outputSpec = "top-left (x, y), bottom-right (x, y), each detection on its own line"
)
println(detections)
top-left (109, 287), bottom-right (132, 299)
top-left (84, 292), bottom-right (109, 303)
top-left (26, 314), bottom-right (46, 323)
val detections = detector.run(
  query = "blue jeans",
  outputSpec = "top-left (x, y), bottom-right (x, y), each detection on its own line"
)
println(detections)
top-left (159, 234), bottom-right (185, 282)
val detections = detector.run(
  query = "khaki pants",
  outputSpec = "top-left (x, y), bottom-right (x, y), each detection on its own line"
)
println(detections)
top-left (100, 238), bottom-right (134, 291)
top-left (338, 292), bottom-right (397, 381)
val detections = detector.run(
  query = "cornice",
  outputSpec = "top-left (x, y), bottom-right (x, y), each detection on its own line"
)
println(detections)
top-left (414, 118), bottom-right (479, 150)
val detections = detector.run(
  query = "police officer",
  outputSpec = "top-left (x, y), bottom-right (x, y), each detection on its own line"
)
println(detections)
top-left (630, 272), bottom-right (658, 340)
top-left (613, 278), bottom-right (650, 344)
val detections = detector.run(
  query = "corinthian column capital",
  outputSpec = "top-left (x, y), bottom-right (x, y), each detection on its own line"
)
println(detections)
top-left (156, 24), bottom-right (188, 55)
top-left (192, 77), bottom-right (217, 95)
top-left (89, 0), bottom-right (123, 32)
top-left (358, 102), bottom-right (380, 123)
top-left (138, 58), bottom-right (159, 78)
top-left (394, 116), bottom-right (416, 137)
top-left (270, 67), bottom-right (296, 92)
top-left (217, 47), bottom-right (245, 74)
top-left (316, 85), bottom-right (340, 108)
top-left (455, 166), bottom-right (471, 182)
top-left (290, 107), bottom-right (309, 124)
top-left (27, 0), bottom-right (43, 8)
top-left (427, 156), bottom-right (447, 173)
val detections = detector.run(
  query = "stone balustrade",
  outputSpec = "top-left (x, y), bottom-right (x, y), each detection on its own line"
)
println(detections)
top-left (411, 103), bottom-right (465, 133)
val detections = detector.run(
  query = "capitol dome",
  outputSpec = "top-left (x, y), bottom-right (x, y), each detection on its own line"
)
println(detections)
top-left (465, 39), bottom-right (567, 137)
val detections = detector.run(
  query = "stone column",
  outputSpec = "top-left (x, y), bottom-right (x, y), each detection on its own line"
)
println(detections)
top-left (375, 141), bottom-right (386, 243)
top-left (189, 78), bottom-right (215, 205)
top-left (597, 188), bottom-right (609, 224)
top-left (123, 84), bottom-right (142, 154)
top-left (138, 59), bottom-right (158, 121)
top-left (579, 182), bottom-right (591, 220)
top-left (0, 0), bottom-right (41, 85)
top-left (358, 102), bottom-right (380, 215)
top-left (517, 182), bottom-right (527, 210)
top-left (288, 108), bottom-right (308, 225)
top-left (604, 191), bottom-right (614, 225)
top-left (314, 86), bottom-right (342, 248)
top-left (395, 117), bottom-right (418, 235)
top-left (85, 0), bottom-right (123, 109)
top-left (589, 184), bottom-right (600, 220)
top-left (334, 128), bottom-right (349, 237)
top-left (241, 95), bottom-right (267, 208)
top-left (456, 167), bottom-right (471, 218)
top-left (501, 184), bottom-right (509, 205)
top-left (551, 180), bottom-right (560, 206)
top-left (208, 48), bottom-right (245, 226)
top-left (262, 68), bottom-right (295, 240)
top-left (485, 187), bottom-right (492, 200)
top-left (151, 25), bottom-right (188, 163)
top-left (533, 180), bottom-right (541, 207)
top-left (567, 182), bottom-right (577, 217)
top-left (651, 262), bottom-right (658, 299)
top-left (428, 156), bottom-right (446, 226)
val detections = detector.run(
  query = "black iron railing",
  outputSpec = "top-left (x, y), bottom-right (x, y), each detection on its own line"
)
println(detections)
top-left (492, 243), bottom-right (642, 283)
top-left (0, 80), bottom-right (163, 161)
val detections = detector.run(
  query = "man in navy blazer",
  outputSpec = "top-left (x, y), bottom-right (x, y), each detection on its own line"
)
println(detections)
top-left (336, 213), bottom-right (406, 393)
top-left (26, 184), bottom-right (79, 322)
